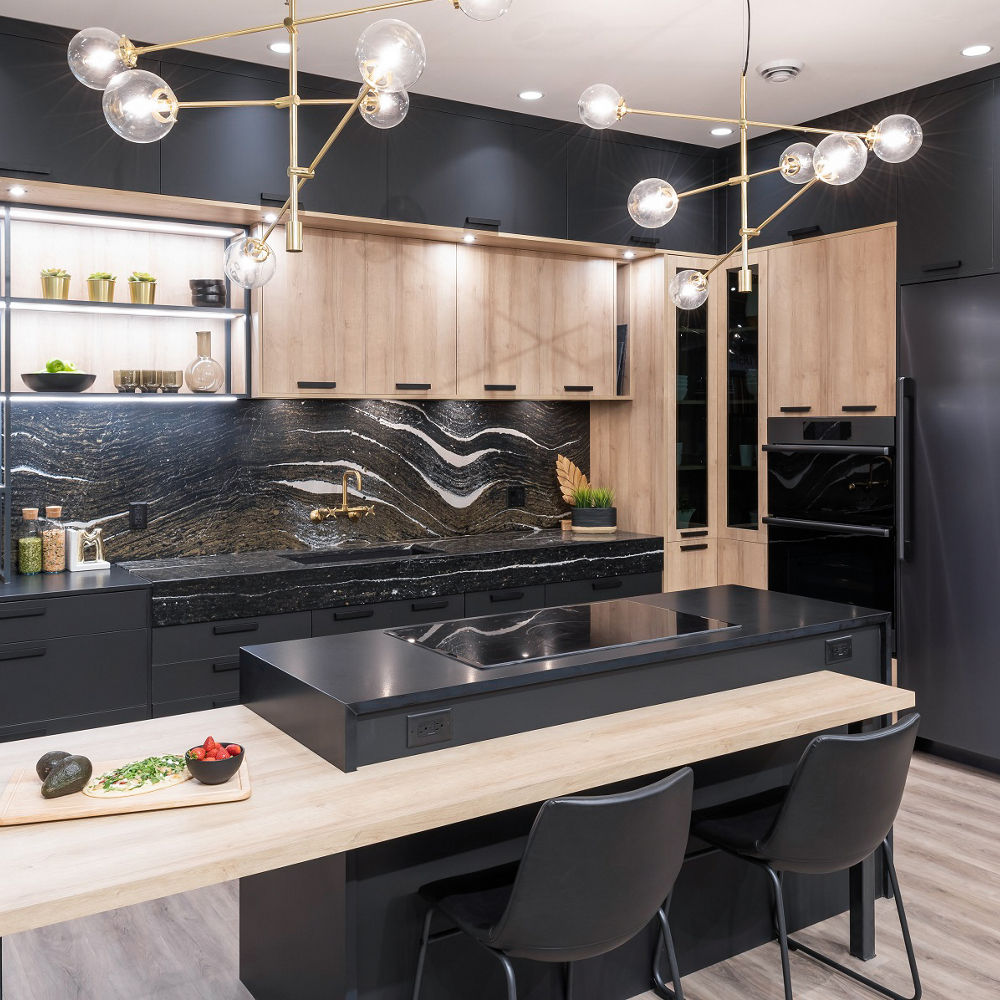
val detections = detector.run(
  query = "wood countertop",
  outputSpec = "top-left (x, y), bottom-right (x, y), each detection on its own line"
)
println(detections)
top-left (0, 671), bottom-right (913, 937)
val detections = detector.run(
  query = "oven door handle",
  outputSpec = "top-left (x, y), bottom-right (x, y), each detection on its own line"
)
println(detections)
top-left (762, 444), bottom-right (893, 456)
top-left (763, 516), bottom-right (892, 538)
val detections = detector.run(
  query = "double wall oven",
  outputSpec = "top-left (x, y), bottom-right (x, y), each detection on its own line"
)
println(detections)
top-left (763, 417), bottom-right (895, 637)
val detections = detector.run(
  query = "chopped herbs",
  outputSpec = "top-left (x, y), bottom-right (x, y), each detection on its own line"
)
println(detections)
top-left (95, 754), bottom-right (186, 792)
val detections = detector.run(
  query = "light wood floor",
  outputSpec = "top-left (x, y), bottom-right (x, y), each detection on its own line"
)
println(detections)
top-left (4, 752), bottom-right (998, 999)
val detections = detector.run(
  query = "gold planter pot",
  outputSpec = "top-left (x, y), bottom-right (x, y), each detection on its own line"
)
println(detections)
top-left (128, 281), bottom-right (156, 305)
top-left (87, 278), bottom-right (116, 303)
top-left (40, 276), bottom-right (71, 300)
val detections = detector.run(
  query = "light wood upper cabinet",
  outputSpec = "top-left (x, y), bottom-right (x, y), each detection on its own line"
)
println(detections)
top-left (457, 246), bottom-right (541, 397)
top-left (364, 236), bottom-right (458, 397)
top-left (538, 255), bottom-right (616, 398)
top-left (256, 227), bottom-right (366, 397)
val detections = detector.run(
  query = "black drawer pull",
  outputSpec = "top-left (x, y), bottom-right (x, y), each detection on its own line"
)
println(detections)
top-left (211, 696), bottom-right (240, 709)
top-left (0, 162), bottom-right (50, 176)
top-left (396, 383), bottom-right (432, 391)
top-left (841, 405), bottom-right (878, 413)
top-left (212, 622), bottom-right (260, 636)
top-left (0, 645), bottom-right (47, 662)
top-left (680, 543), bottom-right (709, 552)
top-left (591, 579), bottom-right (623, 591)
top-left (779, 405), bottom-right (812, 413)
top-left (0, 604), bottom-right (46, 620)
top-left (411, 599), bottom-right (449, 612)
top-left (212, 657), bottom-right (241, 673)
top-left (564, 385), bottom-right (594, 393)
top-left (333, 608), bottom-right (375, 621)
top-left (680, 529), bottom-right (708, 538)
top-left (921, 259), bottom-right (962, 273)
top-left (489, 590), bottom-right (525, 603)
top-left (297, 380), bottom-right (337, 389)
top-left (484, 384), bottom-right (517, 392)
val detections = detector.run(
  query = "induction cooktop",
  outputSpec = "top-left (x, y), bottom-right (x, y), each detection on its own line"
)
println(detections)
top-left (388, 600), bottom-right (739, 669)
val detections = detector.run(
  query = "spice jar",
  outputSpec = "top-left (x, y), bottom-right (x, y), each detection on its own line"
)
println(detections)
top-left (41, 505), bottom-right (66, 574)
top-left (17, 508), bottom-right (42, 575)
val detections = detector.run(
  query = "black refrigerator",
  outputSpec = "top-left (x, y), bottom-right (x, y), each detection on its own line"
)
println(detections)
top-left (898, 272), bottom-right (1000, 766)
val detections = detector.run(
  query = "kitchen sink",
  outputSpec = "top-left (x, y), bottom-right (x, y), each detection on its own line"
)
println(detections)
top-left (284, 543), bottom-right (440, 566)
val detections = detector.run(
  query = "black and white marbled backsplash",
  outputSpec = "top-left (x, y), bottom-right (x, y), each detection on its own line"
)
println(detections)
top-left (9, 399), bottom-right (589, 560)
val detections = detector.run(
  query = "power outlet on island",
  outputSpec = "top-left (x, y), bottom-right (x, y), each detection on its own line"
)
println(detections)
top-left (407, 708), bottom-right (453, 748)
top-left (825, 636), bottom-right (853, 665)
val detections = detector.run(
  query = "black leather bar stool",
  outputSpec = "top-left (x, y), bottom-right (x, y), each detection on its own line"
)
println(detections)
top-left (412, 767), bottom-right (694, 1000)
top-left (680, 713), bottom-right (921, 1000)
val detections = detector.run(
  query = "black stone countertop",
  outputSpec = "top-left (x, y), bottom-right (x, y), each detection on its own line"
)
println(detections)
top-left (243, 586), bottom-right (892, 715)
top-left (0, 565), bottom-right (150, 601)
top-left (120, 530), bottom-right (664, 627)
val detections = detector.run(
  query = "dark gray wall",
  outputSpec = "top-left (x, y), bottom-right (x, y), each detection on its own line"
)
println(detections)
top-left (9, 399), bottom-right (589, 560)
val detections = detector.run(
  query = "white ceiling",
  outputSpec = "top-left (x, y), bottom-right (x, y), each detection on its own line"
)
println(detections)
top-left (6, 0), bottom-right (1000, 146)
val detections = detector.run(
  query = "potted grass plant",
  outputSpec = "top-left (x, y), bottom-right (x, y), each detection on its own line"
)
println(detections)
top-left (128, 270), bottom-right (157, 304)
top-left (87, 271), bottom-right (116, 303)
top-left (570, 485), bottom-right (617, 532)
top-left (40, 267), bottom-right (71, 300)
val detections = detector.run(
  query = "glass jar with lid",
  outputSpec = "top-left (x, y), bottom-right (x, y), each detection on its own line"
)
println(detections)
top-left (17, 508), bottom-right (42, 575)
top-left (41, 505), bottom-right (66, 574)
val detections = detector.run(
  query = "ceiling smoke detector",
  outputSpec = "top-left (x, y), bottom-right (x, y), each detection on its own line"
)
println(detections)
top-left (756, 59), bottom-right (803, 84)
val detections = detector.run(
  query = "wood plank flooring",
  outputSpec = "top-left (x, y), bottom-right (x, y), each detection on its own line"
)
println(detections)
top-left (3, 752), bottom-right (998, 1000)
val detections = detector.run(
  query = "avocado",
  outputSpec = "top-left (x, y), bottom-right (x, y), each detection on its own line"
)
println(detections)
top-left (36, 750), bottom-right (71, 781)
top-left (41, 755), bottom-right (93, 799)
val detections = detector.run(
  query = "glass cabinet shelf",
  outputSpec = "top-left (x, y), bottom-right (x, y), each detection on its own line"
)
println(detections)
top-left (9, 298), bottom-right (245, 321)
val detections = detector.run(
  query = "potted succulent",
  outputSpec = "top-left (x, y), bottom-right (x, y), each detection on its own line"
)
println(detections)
top-left (677, 495), bottom-right (697, 528)
top-left (128, 271), bottom-right (157, 305)
top-left (87, 271), bottom-right (116, 303)
top-left (40, 268), bottom-right (71, 300)
top-left (570, 485), bottom-right (617, 533)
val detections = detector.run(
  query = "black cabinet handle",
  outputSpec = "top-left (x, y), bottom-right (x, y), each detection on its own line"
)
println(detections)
top-left (680, 529), bottom-right (708, 538)
top-left (484, 384), bottom-right (517, 391)
top-left (333, 607), bottom-right (375, 621)
top-left (489, 590), bottom-right (525, 603)
top-left (788, 225), bottom-right (823, 240)
top-left (842, 404), bottom-right (878, 413)
top-left (211, 696), bottom-right (240, 709)
top-left (0, 645), bottom-right (47, 662)
top-left (297, 380), bottom-right (337, 390)
top-left (564, 385), bottom-right (594, 393)
top-left (212, 657), bottom-right (241, 673)
top-left (396, 383), bottom-right (431, 391)
top-left (779, 405), bottom-right (812, 413)
top-left (0, 604), bottom-right (46, 620)
top-left (591, 579), bottom-right (623, 591)
top-left (680, 543), bottom-right (709, 552)
top-left (921, 260), bottom-right (962, 273)
top-left (411, 599), bottom-right (449, 612)
top-left (212, 622), bottom-right (260, 636)
top-left (897, 376), bottom-right (915, 562)
top-left (0, 162), bottom-right (50, 176)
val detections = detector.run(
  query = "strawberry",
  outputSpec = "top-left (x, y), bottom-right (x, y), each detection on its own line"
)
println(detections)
top-left (215, 748), bottom-right (231, 760)
top-left (225, 744), bottom-right (241, 756)
top-left (204, 736), bottom-right (218, 752)
top-left (189, 747), bottom-right (206, 760)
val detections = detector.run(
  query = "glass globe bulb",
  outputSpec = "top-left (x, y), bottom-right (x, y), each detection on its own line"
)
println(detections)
top-left (224, 237), bottom-right (277, 290)
top-left (67, 27), bottom-right (129, 90)
top-left (627, 178), bottom-right (678, 228)
top-left (578, 84), bottom-right (623, 130)
top-left (669, 269), bottom-right (709, 310)
top-left (779, 141), bottom-right (817, 185)
top-left (360, 86), bottom-right (409, 129)
top-left (457, 0), bottom-right (513, 20)
top-left (814, 132), bottom-right (868, 185)
top-left (355, 19), bottom-right (426, 94)
top-left (872, 114), bottom-right (923, 163)
top-left (102, 70), bottom-right (177, 143)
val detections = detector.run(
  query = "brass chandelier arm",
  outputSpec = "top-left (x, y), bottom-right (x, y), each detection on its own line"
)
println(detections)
top-left (174, 98), bottom-right (357, 110)
top-left (623, 106), bottom-right (869, 140)
top-left (675, 164), bottom-right (784, 201)
top-left (294, 0), bottom-right (439, 27)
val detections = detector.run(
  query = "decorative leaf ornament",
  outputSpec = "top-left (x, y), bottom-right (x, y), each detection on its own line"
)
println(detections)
top-left (556, 455), bottom-right (590, 506)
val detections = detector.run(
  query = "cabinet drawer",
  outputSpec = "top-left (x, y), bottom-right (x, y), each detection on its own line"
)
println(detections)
top-left (465, 585), bottom-right (546, 618)
top-left (152, 692), bottom-right (241, 718)
top-left (152, 655), bottom-right (241, 702)
top-left (152, 612), bottom-right (311, 665)
top-left (0, 706), bottom-right (148, 744)
top-left (312, 594), bottom-right (465, 637)
top-left (545, 572), bottom-right (662, 607)
top-left (664, 539), bottom-right (719, 592)
top-left (0, 590), bottom-right (148, 644)
top-left (0, 629), bottom-right (149, 728)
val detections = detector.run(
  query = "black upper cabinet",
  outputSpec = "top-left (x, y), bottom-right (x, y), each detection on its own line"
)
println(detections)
top-left (0, 34), bottom-right (158, 191)
top-left (568, 135), bottom-right (717, 252)
top-left (897, 80), bottom-right (996, 283)
top-left (510, 124), bottom-right (569, 238)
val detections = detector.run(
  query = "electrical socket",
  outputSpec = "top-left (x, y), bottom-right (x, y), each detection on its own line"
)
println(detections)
top-left (129, 502), bottom-right (148, 530)
top-left (406, 709), bottom-right (453, 748)
top-left (825, 636), bottom-right (853, 664)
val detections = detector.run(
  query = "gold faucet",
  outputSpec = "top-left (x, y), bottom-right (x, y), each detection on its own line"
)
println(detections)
top-left (310, 470), bottom-right (376, 522)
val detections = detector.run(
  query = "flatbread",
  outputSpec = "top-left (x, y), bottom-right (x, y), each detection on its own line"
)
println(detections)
top-left (82, 758), bottom-right (192, 799)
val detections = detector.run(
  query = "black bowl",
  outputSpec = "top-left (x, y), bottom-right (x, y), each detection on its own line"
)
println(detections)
top-left (189, 278), bottom-right (226, 290)
top-left (21, 372), bottom-right (97, 392)
top-left (185, 741), bottom-right (246, 784)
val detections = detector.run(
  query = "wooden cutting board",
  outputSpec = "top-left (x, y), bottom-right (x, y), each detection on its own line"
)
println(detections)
top-left (0, 756), bottom-right (251, 826)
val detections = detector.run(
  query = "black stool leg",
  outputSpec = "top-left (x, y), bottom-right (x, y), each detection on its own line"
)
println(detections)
top-left (412, 909), bottom-right (435, 1000)
top-left (787, 840), bottom-right (921, 1000)
top-left (651, 895), bottom-right (685, 1000)
top-left (492, 951), bottom-right (518, 1000)
top-left (764, 864), bottom-right (795, 1000)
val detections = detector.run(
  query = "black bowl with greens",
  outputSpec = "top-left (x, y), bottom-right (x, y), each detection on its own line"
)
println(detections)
top-left (21, 372), bottom-right (97, 392)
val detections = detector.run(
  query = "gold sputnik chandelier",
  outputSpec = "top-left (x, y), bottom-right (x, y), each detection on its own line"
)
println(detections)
top-left (65, 0), bottom-right (512, 289)
top-left (578, 0), bottom-right (922, 309)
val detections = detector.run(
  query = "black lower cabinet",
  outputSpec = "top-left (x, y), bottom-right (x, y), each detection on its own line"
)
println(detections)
top-left (0, 707), bottom-right (148, 744)
top-left (545, 571), bottom-right (663, 606)
top-left (153, 693), bottom-right (241, 718)
top-left (464, 585), bottom-right (547, 617)
top-left (312, 595), bottom-right (465, 637)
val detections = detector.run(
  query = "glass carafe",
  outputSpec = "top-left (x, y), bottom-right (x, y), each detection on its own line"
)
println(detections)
top-left (184, 330), bottom-right (225, 394)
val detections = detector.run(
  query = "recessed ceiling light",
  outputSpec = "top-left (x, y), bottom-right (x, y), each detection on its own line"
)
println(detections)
top-left (263, 212), bottom-right (278, 223)
top-left (962, 44), bottom-right (993, 57)
top-left (623, 250), bottom-right (636, 259)
top-left (518, 90), bottom-right (544, 101)
top-left (269, 40), bottom-right (292, 55)
top-left (463, 233), bottom-right (476, 243)
top-left (8, 185), bottom-right (27, 197)
top-left (711, 127), bottom-right (734, 136)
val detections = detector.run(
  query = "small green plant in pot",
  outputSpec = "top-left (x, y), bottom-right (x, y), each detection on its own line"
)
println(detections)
top-left (40, 267), bottom-right (71, 300)
top-left (570, 484), bottom-right (617, 532)
top-left (128, 271), bottom-right (157, 305)
top-left (677, 495), bottom-right (697, 529)
top-left (87, 271), bottom-right (116, 303)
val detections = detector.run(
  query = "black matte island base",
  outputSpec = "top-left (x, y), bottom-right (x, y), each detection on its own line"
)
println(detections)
top-left (239, 586), bottom-right (893, 1000)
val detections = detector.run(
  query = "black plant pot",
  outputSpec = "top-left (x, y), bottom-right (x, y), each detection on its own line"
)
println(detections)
top-left (571, 506), bottom-right (617, 529)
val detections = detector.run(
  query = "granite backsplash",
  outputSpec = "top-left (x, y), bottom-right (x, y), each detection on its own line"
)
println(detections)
top-left (9, 398), bottom-right (589, 560)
